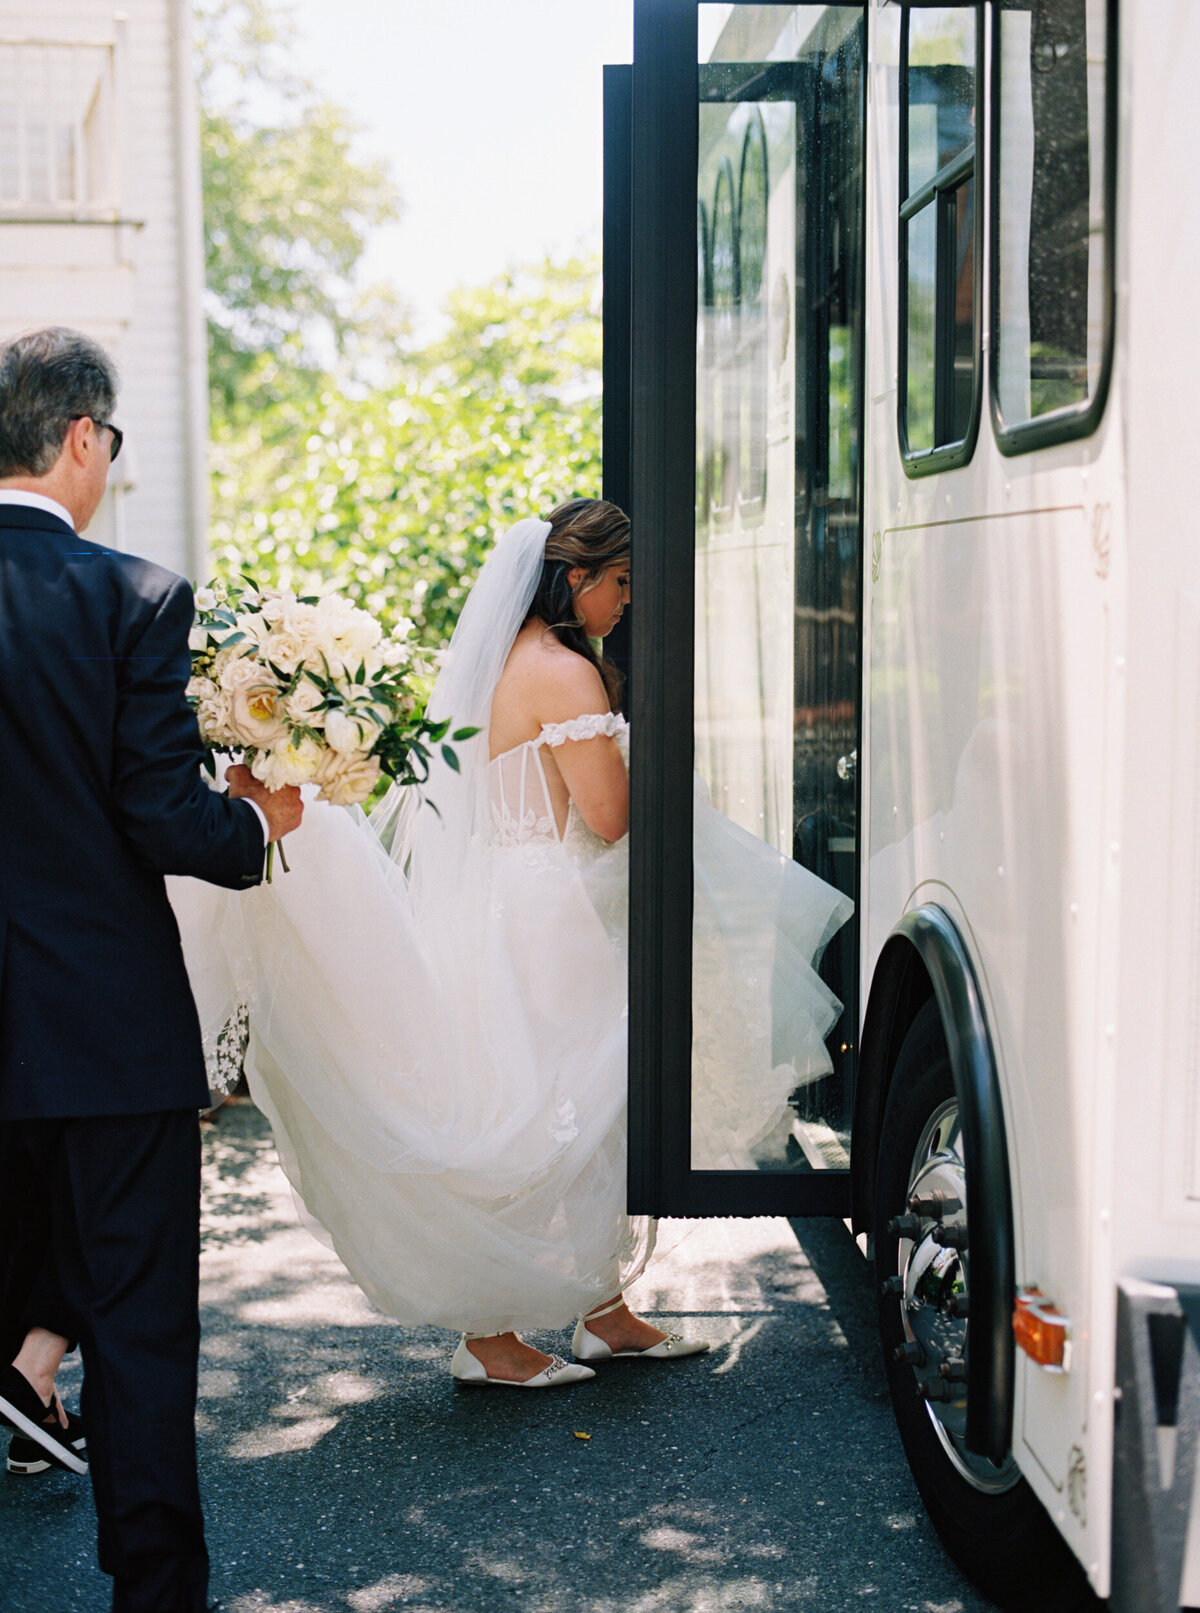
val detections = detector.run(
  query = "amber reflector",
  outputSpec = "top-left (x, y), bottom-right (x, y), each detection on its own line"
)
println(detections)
top-left (1013, 1289), bottom-right (1069, 1368)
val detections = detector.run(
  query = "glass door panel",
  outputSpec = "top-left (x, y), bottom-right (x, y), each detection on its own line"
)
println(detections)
top-left (691, 4), bottom-right (863, 1176)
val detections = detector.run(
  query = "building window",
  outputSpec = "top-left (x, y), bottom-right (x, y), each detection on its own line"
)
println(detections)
top-left (0, 41), bottom-right (118, 216)
top-left (898, 6), bottom-right (982, 474)
top-left (991, 0), bottom-right (1116, 452)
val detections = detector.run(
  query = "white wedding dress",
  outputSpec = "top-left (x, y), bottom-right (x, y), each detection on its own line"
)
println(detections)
top-left (168, 520), bottom-right (851, 1336)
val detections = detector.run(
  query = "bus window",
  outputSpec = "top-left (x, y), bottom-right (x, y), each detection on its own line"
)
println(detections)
top-left (991, 0), bottom-right (1115, 450)
top-left (898, 6), bottom-right (983, 473)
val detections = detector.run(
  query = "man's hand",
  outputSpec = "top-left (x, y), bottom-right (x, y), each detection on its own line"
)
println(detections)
top-left (226, 764), bottom-right (304, 842)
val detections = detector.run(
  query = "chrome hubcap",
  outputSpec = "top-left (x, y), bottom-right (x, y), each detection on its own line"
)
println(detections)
top-left (891, 1098), bottom-right (1020, 1494)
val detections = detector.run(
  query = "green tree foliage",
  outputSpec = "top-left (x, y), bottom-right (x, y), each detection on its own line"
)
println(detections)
top-left (207, 257), bottom-right (603, 649)
top-left (197, 0), bottom-right (402, 410)
top-left (198, 1), bottom-right (603, 649)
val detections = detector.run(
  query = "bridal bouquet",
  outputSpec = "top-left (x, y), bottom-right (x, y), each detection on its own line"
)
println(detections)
top-left (187, 577), bottom-right (473, 870)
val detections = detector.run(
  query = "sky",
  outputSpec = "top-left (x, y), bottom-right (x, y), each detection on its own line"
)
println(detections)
top-left (285, 0), bottom-right (637, 337)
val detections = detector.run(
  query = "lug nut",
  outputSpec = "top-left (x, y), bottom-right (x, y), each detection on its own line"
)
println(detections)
top-left (945, 1293), bottom-right (970, 1319)
top-left (910, 1191), bottom-right (961, 1219)
top-left (921, 1380), bottom-right (956, 1403)
top-left (938, 1357), bottom-right (968, 1382)
top-left (881, 1274), bottom-right (905, 1298)
top-left (892, 1341), bottom-right (924, 1366)
top-left (887, 1213), bottom-right (925, 1239)
top-left (932, 1224), bottom-right (969, 1250)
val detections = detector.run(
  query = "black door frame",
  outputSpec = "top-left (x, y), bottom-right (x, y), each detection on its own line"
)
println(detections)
top-left (614, 0), bottom-right (865, 1218)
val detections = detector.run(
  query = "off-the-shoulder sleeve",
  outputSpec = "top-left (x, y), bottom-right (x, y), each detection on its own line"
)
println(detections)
top-left (537, 712), bottom-right (626, 747)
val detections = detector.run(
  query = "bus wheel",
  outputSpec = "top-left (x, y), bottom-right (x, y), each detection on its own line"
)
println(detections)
top-left (873, 1000), bottom-right (1098, 1612)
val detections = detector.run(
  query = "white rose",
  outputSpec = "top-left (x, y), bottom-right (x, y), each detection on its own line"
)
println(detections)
top-left (325, 706), bottom-right (383, 755)
top-left (196, 687), bottom-right (234, 741)
top-left (251, 736), bottom-right (324, 789)
top-left (282, 678), bottom-right (326, 728)
top-left (218, 653), bottom-right (267, 693)
top-left (260, 629), bottom-right (311, 675)
top-left (186, 676), bottom-right (217, 701)
top-left (258, 590), bottom-right (287, 624)
top-left (312, 747), bottom-right (382, 806)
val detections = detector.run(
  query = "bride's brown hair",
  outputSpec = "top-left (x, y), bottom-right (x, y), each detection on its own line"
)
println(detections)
top-left (528, 497), bottom-right (631, 711)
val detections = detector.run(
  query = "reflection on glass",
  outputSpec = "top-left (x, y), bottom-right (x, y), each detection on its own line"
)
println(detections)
top-left (995, 0), bottom-right (1107, 425)
top-left (906, 9), bottom-right (975, 194)
top-left (950, 176), bottom-right (976, 442)
top-left (900, 5), bottom-right (977, 457)
top-left (694, 5), bottom-right (862, 1174)
top-left (697, 197), bottom-right (712, 524)
top-left (737, 114), bottom-right (769, 519)
top-left (709, 158), bottom-right (738, 521)
top-left (906, 202), bottom-right (937, 453)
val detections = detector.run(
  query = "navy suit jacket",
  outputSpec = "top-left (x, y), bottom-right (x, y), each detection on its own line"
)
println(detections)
top-left (0, 504), bottom-right (266, 1121)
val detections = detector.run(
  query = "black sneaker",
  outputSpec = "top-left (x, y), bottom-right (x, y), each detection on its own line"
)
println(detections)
top-left (7, 1408), bottom-right (86, 1474)
top-left (0, 1366), bottom-right (88, 1475)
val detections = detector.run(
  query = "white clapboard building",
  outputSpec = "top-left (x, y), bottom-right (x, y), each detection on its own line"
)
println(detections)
top-left (0, 1), bottom-right (207, 576)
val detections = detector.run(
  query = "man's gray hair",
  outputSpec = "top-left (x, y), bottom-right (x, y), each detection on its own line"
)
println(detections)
top-left (0, 327), bottom-right (119, 479)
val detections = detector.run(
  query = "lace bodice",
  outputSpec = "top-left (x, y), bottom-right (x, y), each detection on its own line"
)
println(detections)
top-left (487, 712), bottom-right (628, 852)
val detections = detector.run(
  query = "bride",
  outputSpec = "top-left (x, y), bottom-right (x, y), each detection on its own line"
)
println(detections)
top-left (174, 499), bottom-right (851, 1387)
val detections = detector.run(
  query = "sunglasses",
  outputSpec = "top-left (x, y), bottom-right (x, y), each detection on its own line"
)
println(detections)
top-left (69, 415), bottom-right (124, 463)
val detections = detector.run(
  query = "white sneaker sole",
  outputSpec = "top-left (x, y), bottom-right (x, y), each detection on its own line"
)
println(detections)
top-left (0, 1394), bottom-right (88, 1476)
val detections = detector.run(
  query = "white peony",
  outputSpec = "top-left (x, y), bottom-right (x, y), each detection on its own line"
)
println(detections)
top-left (251, 736), bottom-right (324, 789)
top-left (280, 599), bottom-right (322, 639)
top-left (312, 746), bottom-right (382, 806)
top-left (186, 676), bottom-right (218, 702)
top-left (318, 594), bottom-right (383, 666)
top-left (227, 680), bottom-right (287, 749)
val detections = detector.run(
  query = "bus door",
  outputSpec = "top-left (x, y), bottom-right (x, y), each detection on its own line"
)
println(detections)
top-left (607, 1), bottom-right (866, 1217)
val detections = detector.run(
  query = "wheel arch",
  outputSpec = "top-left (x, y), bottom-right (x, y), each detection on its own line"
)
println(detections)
top-left (853, 903), bottom-right (1016, 1465)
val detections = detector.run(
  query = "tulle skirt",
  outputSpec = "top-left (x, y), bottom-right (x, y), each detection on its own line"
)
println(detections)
top-left (169, 785), bottom-right (849, 1333)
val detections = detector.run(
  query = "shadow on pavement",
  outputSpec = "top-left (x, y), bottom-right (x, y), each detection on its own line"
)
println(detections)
top-left (1, 1102), bottom-right (1000, 1613)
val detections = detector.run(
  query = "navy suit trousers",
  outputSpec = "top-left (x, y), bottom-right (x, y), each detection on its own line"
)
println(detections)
top-left (0, 1111), bottom-right (209, 1613)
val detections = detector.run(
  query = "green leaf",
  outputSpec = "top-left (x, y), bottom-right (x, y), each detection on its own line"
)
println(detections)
top-left (441, 744), bottom-right (460, 773)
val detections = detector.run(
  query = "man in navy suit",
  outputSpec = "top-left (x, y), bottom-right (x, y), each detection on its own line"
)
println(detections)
top-left (0, 327), bottom-right (303, 1612)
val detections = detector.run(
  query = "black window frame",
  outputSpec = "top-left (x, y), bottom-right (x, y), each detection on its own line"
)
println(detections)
top-left (897, 3), bottom-right (985, 477)
top-left (988, 0), bottom-right (1118, 456)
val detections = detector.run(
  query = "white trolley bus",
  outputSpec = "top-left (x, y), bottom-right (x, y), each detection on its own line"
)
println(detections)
top-left (605, 3), bottom-right (1200, 1608)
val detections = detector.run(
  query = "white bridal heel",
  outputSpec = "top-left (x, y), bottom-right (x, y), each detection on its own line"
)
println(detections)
top-left (450, 1335), bottom-right (596, 1388)
top-left (571, 1298), bottom-right (711, 1362)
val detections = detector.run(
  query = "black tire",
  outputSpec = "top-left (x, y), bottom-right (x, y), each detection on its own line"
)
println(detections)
top-left (874, 1000), bottom-right (1100, 1613)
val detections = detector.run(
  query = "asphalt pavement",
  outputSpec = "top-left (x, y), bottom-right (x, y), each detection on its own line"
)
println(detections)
top-left (1, 1100), bottom-right (1001, 1613)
